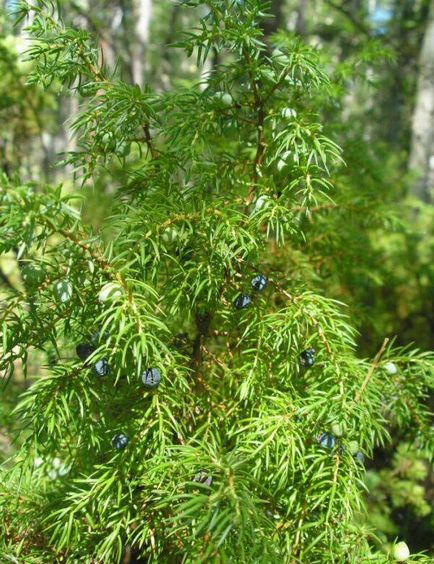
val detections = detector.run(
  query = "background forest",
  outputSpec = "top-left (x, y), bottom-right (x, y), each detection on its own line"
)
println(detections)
top-left (0, 0), bottom-right (433, 562)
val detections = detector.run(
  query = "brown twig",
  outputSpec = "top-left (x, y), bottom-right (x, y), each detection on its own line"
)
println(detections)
top-left (142, 124), bottom-right (157, 160)
top-left (243, 49), bottom-right (266, 211)
top-left (355, 338), bottom-right (389, 403)
top-left (190, 312), bottom-right (212, 390)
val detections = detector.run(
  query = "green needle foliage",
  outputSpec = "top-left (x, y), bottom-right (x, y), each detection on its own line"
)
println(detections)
top-left (0, 1), bottom-right (433, 562)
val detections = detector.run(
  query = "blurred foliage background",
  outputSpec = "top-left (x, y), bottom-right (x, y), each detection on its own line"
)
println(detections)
top-left (0, 0), bottom-right (433, 557)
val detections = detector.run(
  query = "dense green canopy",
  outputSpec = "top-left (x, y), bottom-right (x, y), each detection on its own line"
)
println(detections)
top-left (0, 1), bottom-right (433, 562)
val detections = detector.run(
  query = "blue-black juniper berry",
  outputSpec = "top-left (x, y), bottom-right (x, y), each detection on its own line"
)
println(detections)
top-left (76, 343), bottom-right (95, 361)
top-left (141, 367), bottom-right (161, 389)
top-left (93, 359), bottom-right (109, 377)
top-left (193, 470), bottom-right (213, 487)
top-left (234, 294), bottom-right (252, 310)
top-left (251, 274), bottom-right (267, 291)
top-left (318, 432), bottom-right (335, 449)
top-left (112, 433), bottom-right (129, 450)
top-left (300, 348), bottom-right (315, 368)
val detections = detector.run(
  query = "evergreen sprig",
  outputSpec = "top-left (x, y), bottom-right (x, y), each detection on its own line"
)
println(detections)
top-left (0, 1), bottom-right (432, 562)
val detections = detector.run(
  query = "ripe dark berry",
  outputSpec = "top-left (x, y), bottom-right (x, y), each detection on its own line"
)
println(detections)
top-left (355, 452), bottom-right (365, 464)
top-left (112, 433), bottom-right (129, 450)
top-left (251, 274), bottom-right (267, 291)
top-left (76, 343), bottom-right (95, 361)
top-left (141, 367), bottom-right (161, 389)
top-left (234, 294), bottom-right (252, 309)
top-left (318, 432), bottom-right (335, 449)
top-left (93, 359), bottom-right (109, 377)
top-left (193, 470), bottom-right (213, 487)
top-left (300, 348), bottom-right (315, 368)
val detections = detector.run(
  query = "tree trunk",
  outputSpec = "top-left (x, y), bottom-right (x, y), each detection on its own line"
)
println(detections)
top-left (261, 0), bottom-right (284, 38)
top-left (409, 0), bottom-right (434, 202)
top-left (383, 0), bottom-right (414, 149)
top-left (295, 0), bottom-right (308, 37)
top-left (131, 0), bottom-right (152, 86)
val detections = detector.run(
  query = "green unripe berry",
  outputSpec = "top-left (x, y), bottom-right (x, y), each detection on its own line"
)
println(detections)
top-left (54, 279), bottom-right (73, 303)
top-left (101, 132), bottom-right (116, 151)
top-left (22, 264), bottom-right (45, 288)
top-left (118, 142), bottom-right (131, 157)
top-left (221, 93), bottom-right (232, 106)
top-left (331, 423), bottom-right (344, 438)
top-left (272, 48), bottom-right (284, 59)
top-left (78, 83), bottom-right (97, 97)
top-left (254, 195), bottom-right (271, 210)
top-left (98, 282), bottom-right (123, 302)
top-left (213, 91), bottom-right (232, 106)
top-left (161, 226), bottom-right (179, 246)
top-left (277, 159), bottom-right (286, 172)
top-left (384, 362), bottom-right (398, 375)
top-left (272, 48), bottom-right (289, 64)
top-left (348, 440), bottom-right (359, 455)
top-left (393, 541), bottom-right (410, 561)
top-left (281, 107), bottom-right (297, 119)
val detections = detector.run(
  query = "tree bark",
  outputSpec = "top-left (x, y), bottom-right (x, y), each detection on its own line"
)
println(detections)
top-left (409, 0), bottom-right (434, 202)
top-left (131, 0), bottom-right (152, 86)
top-left (261, 0), bottom-right (284, 38)
top-left (295, 0), bottom-right (308, 37)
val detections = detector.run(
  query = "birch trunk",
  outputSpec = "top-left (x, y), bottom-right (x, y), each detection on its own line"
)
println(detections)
top-left (131, 0), bottom-right (152, 86)
top-left (409, 0), bottom-right (434, 202)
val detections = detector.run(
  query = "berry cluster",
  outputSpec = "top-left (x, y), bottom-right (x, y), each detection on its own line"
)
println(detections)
top-left (75, 332), bottom-right (162, 450)
top-left (317, 433), bottom-right (365, 464)
top-left (232, 275), bottom-right (358, 461)
top-left (72, 275), bottom-right (364, 462)
top-left (233, 274), bottom-right (267, 310)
